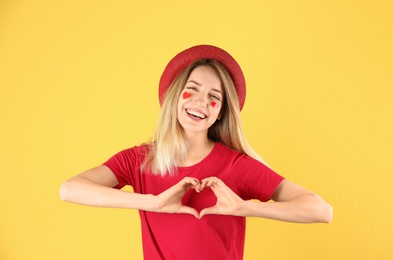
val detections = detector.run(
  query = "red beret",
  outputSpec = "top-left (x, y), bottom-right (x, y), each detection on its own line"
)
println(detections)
top-left (158, 45), bottom-right (246, 110)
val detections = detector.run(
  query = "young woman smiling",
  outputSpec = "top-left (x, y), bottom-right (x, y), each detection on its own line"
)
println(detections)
top-left (60, 45), bottom-right (333, 260)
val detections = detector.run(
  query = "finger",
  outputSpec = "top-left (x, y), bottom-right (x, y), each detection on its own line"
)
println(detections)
top-left (187, 178), bottom-right (203, 192)
top-left (180, 177), bottom-right (200, 190)
top-left (194, 183), bottom-right (202, 193)
top-left (182, 177), bottom-right (198, 185)
top-left (201, 177), bottom-right (219, 189)
top-left (179, 206), bottom-right (199, 218)
top-left (200, 180), bottom-right (208, 190)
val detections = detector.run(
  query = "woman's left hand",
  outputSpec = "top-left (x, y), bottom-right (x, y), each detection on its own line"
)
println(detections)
top-left (198, 178), bottom-right (333, 223)
top-left (199, 177), bottom-right (245, 218)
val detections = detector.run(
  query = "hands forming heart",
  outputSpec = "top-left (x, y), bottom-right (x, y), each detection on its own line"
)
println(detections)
top-left (154, 177), bottom-right (245, 219)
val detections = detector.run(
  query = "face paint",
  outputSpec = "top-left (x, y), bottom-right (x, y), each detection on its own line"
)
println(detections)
top-left (182, 92), bottom-right (191, 99)
top-left (211, 102), bottom-right (218, 109)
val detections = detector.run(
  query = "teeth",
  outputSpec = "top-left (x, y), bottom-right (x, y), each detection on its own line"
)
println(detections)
top-left (186, 109), bottom-right (206, 119)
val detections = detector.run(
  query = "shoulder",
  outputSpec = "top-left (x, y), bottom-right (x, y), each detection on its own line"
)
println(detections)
top-left (117, 143), bottom-right (151, 156)
top-left (105, 143), bottom-right (152, 165)
top-left (211, 142), bottom-right (266, 172)
top-left (215, 143), bottom-right (279, 178)
top-left (214, 142), bottom-right (242, 157)
top-left (214, 142), bottom-right (255, 164)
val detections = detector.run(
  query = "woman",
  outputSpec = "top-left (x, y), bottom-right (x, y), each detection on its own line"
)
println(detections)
top-left (60, 45), bottom-right (333, 259)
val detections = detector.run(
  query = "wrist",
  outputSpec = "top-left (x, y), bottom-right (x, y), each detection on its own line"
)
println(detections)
top-left (125, 193), bottom-right (158, 212)
top-left (142, 194), bottom-right (159, 212)
top-left (238, 199), bottom-right (258, 217)
top-left (230, 199), bottom-right (249, 217)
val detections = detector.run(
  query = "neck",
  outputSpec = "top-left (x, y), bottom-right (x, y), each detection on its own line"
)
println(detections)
top-left (178, 132), bottom-right (215, 167)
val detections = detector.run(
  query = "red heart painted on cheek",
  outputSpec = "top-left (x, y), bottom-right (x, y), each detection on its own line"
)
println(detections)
top-left (183, 92), bottom-right (192, 99)
top-left (211, 102), bottom-right (218, 108)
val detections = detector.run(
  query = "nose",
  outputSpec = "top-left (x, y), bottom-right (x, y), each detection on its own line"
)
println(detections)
top-left (193, 92), bottom-right (208, 107)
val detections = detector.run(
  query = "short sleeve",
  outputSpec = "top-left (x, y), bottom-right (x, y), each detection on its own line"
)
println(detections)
top-left (102, 145), bottom-right (148, 189)
top-left (233, 155), bottom-right (285, 202)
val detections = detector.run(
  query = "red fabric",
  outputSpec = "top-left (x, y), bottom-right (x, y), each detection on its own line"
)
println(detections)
top-left (103, 142), bottom-right (284, 260)
top-left (159, 45), bottom-right (247, 110)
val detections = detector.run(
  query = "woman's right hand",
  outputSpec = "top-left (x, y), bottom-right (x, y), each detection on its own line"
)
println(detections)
top-left (60, 167), bottom-right (201, 218)
top-left (154, 177), bottom-right (201, 218)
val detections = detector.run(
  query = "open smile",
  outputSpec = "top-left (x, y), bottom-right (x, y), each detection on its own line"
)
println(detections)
top-left (186, 108), bottom-right (207, 119)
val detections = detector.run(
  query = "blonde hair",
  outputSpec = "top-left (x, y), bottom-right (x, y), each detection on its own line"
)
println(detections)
top-left (141, 59), bottom-right (264, 176)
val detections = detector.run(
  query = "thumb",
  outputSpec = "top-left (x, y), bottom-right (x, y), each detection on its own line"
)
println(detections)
top-left (199, 206), bottom-right (217, 219)
top-left (179, 206), bottom-right (199, 218)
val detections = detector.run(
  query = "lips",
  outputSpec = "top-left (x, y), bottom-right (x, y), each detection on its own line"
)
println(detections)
top-left (186, 108), bottom-right (207, 119)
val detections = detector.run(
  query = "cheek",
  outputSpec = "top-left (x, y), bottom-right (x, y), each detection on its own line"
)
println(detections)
top-left (211, 102), bottom-right (219, 109)
top-left (182, 92), bottom-right (192, 99)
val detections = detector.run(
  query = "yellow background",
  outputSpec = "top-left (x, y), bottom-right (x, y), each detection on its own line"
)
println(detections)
top-left (1, 0), bottom-right (392, 259)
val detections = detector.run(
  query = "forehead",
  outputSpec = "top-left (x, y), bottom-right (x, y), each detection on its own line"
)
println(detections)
top-left (186, 66), bottom-right (222, 91)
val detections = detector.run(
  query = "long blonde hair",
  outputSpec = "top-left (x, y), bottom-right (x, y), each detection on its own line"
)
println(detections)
top-left (141, 59), bottom-right (263, 176)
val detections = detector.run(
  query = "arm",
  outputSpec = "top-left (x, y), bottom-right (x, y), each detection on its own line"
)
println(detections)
top-left (243, 180), bottom-right (333, 223)
top-left (59, 165), bottom-right (156, 210)
top-left (199, 178), bottom-right (333, 223)
top-left (59, 166), bottom-right (201, 217)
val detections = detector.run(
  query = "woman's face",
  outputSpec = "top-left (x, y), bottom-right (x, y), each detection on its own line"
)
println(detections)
top-left (177, 66), bottom-right (224, 136)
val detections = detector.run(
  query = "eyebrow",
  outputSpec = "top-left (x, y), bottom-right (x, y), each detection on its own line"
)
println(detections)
top-left (186, 80), bottom-right (223, 94)
top-left (186, 80), bottom-right (202, 86)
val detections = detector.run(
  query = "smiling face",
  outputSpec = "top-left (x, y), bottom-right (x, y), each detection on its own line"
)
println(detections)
top-left (177, 65), bottom-right (224, 137)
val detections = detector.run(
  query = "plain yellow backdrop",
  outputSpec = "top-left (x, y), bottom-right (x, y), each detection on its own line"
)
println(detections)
top-left (1, 0), bottom-right (392, 259)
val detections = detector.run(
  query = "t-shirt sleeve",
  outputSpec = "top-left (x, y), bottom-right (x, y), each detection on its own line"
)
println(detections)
top-left (233, 155), bottom-right (285, 202)
top-left (102, 146), bottom-right (146, 189)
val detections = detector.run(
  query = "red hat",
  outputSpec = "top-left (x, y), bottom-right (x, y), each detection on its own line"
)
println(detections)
top-left (159, 45), bottom-right (246, 110)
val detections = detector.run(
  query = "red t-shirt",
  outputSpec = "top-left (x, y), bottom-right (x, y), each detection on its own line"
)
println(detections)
top-left (103, 142), bottom-right (284, 259)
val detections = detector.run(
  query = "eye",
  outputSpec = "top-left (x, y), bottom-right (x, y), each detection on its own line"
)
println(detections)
top-left (210, 94), bottom-right (221, 101)
top-left (186, 86), bottom-right (198, 91)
